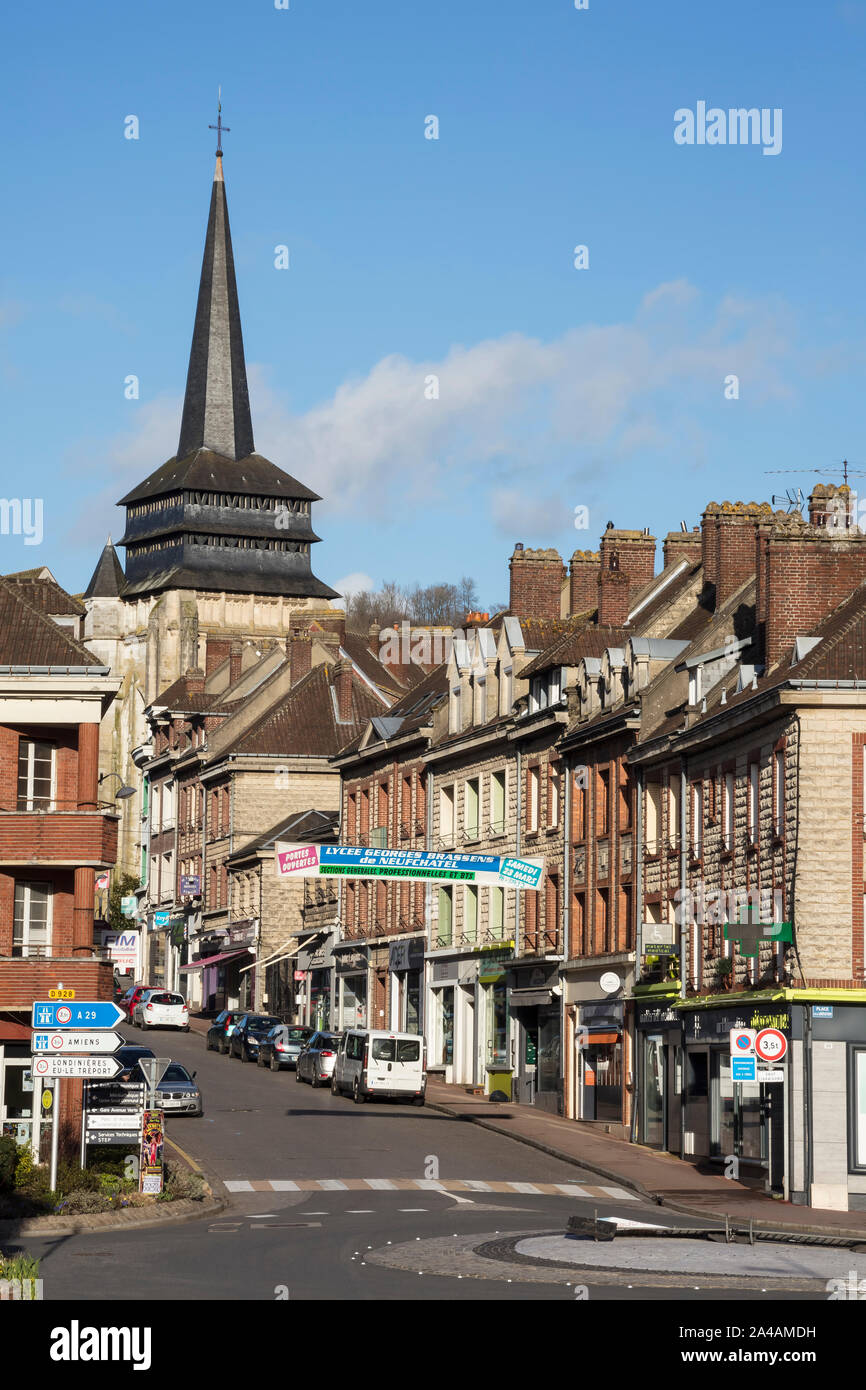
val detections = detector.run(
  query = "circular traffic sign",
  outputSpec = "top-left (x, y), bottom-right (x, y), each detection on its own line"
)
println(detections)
top-left (733, 1033), bottom-right (753, 1052)
top-left (755, 1027), bottom-right (787, 1062)
top-left (33, 1057), bottom-right (49, 1076)
top-left (55, 1005), bottom-right (72, 1024)
top-left (51, 1033), bottom-right (64, 1050)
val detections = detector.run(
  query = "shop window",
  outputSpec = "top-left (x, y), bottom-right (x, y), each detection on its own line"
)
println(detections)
top-left (852, 1048), bottom-right (866, 1171)
top-left (437, 988), bottom-right (454, 1066)
top-left (13, 881), bottom-right (52, 957)
top-left (17, 739), bottom-right (54, 811)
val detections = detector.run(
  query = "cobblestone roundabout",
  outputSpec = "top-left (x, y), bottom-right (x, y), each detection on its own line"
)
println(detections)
top-left (364, 1230), bottom-right (843, 1292)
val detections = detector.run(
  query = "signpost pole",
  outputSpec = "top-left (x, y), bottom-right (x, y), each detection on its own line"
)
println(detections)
top-left (49, 1078), bottom-right (61, 1192)
top-left (30, 1075), bottom-right (42, 1163)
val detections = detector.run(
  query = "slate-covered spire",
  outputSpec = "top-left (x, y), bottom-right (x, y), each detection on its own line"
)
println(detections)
top-left (176, 152), bottom-right (254, 462)
top-left (83, 536), bottom-right (126, 600)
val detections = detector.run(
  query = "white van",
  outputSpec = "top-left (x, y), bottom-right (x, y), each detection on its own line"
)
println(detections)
top-left (332, 1029), bottom-right (426, 1105)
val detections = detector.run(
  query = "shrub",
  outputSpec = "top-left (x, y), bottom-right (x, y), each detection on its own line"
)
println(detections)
top-left (162, 1164), bottom-right (205, 1201)
top-left (0, 1136), bottom-right (16, 1191)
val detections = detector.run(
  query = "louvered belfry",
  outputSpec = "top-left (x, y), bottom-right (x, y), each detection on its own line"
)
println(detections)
top-left (117, 152), bottom-right (337, 601)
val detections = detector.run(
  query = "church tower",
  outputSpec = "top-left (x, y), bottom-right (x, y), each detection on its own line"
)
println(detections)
top-left (83, 124), bottom-right (341, 872)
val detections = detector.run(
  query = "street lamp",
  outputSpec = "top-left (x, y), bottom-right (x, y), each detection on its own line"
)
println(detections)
top-left (98, 772), bottom-right (137, 800)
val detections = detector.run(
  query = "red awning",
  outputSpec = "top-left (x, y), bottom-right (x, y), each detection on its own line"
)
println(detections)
top-left (180, 948), bottom-right (253, 973)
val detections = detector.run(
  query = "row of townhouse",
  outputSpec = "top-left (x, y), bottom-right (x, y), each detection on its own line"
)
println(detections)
top-left (321, 490), bottom-right (866, 1212)
top-left (134, 614), bottom-right (429, 1016)
top-left (0, 574), bottom-right (120, 1156)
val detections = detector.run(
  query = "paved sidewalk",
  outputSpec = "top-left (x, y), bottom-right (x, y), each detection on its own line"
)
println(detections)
top-left (424, 1078), bottom-right (866, 1240)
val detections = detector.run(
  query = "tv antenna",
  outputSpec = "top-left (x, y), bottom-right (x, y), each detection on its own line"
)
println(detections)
top-left (765, 459), bottom-right (866, 488)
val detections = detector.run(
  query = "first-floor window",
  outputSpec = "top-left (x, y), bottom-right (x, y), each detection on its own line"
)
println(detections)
top-left (489, 886), bottom-right (504, 940)
top-left (13, 881), bottom-right (52, 957)
top-left (437, 887), bottom-right (453, 947)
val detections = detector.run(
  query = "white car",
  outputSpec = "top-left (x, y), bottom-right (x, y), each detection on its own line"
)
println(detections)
top-left (133, 989), bottom-right (190, 1031)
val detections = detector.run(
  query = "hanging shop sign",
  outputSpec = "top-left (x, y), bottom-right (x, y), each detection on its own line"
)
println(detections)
top-left (275, 842), bottom-right (544, 889)
top-left (334, 945), bottom-right (370, 976)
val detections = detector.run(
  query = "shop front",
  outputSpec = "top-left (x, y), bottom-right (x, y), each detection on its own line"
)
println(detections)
top-left (576, 1000), bottom-right (625, 1125)
top-left (389, 937), bottom-right (425, 1034)
top-left (635, 998), bottom-right (683, 1153)
top-left (297, 932), bottom-right (336, 1031)
top-left (680, 1001), bottom-right (790, 1194)
top-left (426, 951), bottom-right (479, 1085)
top-left (509, 961), bottom-right (562, 1113)
top-left (334, 944), bottom-right (369, 1030)
top-left (180, 942), bottom-right (253, 1015)
top-left (796, 997), bottom-right (866, 1211)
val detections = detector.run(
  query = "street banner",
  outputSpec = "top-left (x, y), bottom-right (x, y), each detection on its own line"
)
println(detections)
top-left (275, 842), bottom-right (544, 889)
top-left (33, 1056), bottom-right (123, 1080)
top-left (139, 1110), bottom-right (165, 1195)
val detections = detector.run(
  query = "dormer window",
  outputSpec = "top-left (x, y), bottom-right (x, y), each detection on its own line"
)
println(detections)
top-left (449, 685), bottom-right (461, 734)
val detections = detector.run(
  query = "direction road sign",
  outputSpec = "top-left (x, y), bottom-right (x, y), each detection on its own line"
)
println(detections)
top-left (86, 1110), bottom-right (142, 1129)
top-left (32, 1056), bottom-right (123, 1080)
top-left (31, 1001), bottom-right (125, 1030)
top-left (755, 1027), bottom-right (788, 1063)
top-left (31, 1030), bottom-right (124, 1054)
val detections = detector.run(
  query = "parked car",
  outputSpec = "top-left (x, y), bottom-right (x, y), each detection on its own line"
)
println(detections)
top-left (295, 1032), bottom-right (341, 1087)
top-left (205, 1009), bottom-right (242, 1054)
top-left (332, 1029), bottom-right (426, 1105)
top-left (133, 989), bottom-right (190, 1031)
top-left (229, 1014), bottom-right (284, 1062)
top-left (120, 983), bottom-right (151, 1020)
top-left (128, 1060), bottom-right (203, 1116)
top-left (258, 1024), bottom-right (314, 1072)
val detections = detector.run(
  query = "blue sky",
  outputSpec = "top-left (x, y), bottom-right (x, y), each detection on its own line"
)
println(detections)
top-left (1, 0), bottom-right (864, 609)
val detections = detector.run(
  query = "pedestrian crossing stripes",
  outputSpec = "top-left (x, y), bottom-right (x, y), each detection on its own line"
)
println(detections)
top-left (221, 1177), bottom-right (637, 1199)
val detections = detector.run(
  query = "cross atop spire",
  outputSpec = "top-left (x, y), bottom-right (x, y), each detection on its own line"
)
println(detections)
top-left (209, 88), bottom-right (230, 156)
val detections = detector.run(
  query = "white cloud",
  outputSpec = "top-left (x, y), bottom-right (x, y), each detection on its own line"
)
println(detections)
top-left (68, 282), bottom-right (800, 548)
top-left (332, 571), bottom-right (374, 598)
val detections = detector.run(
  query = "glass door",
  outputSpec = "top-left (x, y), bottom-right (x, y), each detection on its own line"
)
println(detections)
top-left (642, 1035), bottom-right (666, 1148)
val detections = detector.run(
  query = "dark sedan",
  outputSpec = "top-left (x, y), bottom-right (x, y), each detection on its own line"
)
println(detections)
top-left (206, 1009), bottom-right (242, 1054)
top-left (229, 1014), bottom-right (283, 1062)
top-left (258, 1024), bottom-right (314, 1072)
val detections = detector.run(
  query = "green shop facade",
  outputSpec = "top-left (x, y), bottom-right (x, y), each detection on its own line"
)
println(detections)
top-left (634, 988), bottom-right (866, 1211)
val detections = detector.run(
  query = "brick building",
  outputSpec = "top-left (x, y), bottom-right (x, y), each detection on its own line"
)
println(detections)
top-left (0, 577), bottom-right (120, 1156)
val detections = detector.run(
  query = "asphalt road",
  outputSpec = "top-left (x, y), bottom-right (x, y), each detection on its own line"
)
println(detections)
top-left (11, 1027), bottom-right (825, 1302)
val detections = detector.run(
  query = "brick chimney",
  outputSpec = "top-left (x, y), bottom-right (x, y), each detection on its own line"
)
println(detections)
top-left (205, 638), bottom-right (231, 676)
top-left (508, 545), bottom-right (567, 620)
top-left (286, 628), bottom-right (312, 684)
top-left (568, 550), bottom-right (601, 614)
top-left (597, 528), bottom-right (656, 626)
top-left (701, 503), bottom-right (720, 590)
top-left (335, 658), bottom-right (354, 722)
top-left (229, 640), bottom-right (243, 687)
top-left (759, 515), bottom-right (866, 667)
top-left (808, 483), bottom-right (853, 531)
top-left (184, 667), bottom-right (205, 696)
top-left (662, 528), bottom-right (702, 569)
top-left (714, 503), bottom-right (772, 607)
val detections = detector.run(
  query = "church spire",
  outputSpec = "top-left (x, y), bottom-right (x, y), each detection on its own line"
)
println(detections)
top-left (176, 102), bottom-right (254, 462)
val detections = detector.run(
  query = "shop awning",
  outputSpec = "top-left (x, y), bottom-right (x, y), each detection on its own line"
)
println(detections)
top-left (510, 988), bottom-right (554, 1007)
top-left (180, 947), bottom-right (253, 973)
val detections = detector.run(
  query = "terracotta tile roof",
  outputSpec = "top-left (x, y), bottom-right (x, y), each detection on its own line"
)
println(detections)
top-left (153, 673), bottom-right (236, 713)
top-left (520, 619), bottom-right (630, 678)
top-left (341, 632), bottom-right (423, 694)
top-left (0, 577), bottom-right (105, 668)
top-left (226, 662), bottom-right (385, 758)
top-left (3, 575), bottom-right (86, 617)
